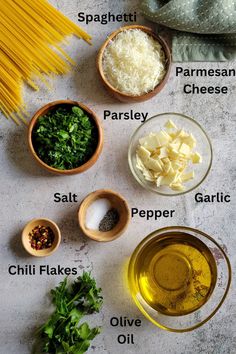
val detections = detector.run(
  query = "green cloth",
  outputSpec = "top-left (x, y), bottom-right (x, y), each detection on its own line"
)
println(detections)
top-left (140, 0), bottom-right (236, 61)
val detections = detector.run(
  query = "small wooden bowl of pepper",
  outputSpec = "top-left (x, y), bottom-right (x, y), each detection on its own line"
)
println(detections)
top-left (78, 189), bottom-right (131, 242)
top-left (22, 218), bottom-right (61, 257)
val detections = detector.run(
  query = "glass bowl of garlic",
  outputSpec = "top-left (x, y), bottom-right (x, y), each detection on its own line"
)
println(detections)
top-left (128, 113), bottom-right (213, 196)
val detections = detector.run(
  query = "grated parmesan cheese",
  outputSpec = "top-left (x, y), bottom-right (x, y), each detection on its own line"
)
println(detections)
top-left (102, 29), bottom-right (166, 96)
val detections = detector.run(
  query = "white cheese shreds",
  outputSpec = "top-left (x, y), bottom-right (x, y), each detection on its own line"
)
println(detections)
top-left (102, 29), bottom-right (166, 96)
top-left (136, 120), bottom-right (202, 191)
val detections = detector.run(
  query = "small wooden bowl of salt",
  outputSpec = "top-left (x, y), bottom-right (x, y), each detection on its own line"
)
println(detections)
top-left (78, 189), bottom-right (130, 242)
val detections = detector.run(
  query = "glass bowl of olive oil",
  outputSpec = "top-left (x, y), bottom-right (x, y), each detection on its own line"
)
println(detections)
top-left (128, 226), bottom-right (231, 332)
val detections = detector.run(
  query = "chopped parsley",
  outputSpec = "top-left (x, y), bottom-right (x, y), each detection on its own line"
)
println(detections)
top-left (32, 106), bottom-right (98, 170)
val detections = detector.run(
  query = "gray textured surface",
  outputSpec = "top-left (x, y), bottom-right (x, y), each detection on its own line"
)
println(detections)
top-left (0, 1), bottom-right (236, 354)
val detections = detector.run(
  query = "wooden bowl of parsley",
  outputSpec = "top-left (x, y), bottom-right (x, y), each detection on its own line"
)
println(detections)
top-left (28, 100), bottom-right (103, 175)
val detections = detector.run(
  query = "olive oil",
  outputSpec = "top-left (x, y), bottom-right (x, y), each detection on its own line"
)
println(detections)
top-left (130, 232), bottom-right (217, 316)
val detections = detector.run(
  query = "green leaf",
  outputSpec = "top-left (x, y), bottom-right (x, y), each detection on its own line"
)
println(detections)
top-left (72, 272), bottom-right (103, 314)
top-left (43, 324), bottom-right (54, 339)
top-left (58, 130), bottom-right (69, 140)
top-left (51, 278), bottom-right (70, 315)
top-left (72, 106), bottom-right (84, 117)
top-left (73, 340), bottom-right (90, 354)
top-left (62, 341), bottom-right (70, 351)
top-left (69, 308), bottom-right (83, 323)
top-left (77, 323), bottom-right (90, 340)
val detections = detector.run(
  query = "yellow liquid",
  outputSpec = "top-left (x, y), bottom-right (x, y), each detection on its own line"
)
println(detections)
top-left (131, 232), bottom-right (217, 316)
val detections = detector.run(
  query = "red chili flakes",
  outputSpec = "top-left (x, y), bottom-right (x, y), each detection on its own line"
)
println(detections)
top-left (29, 225), bottom-right (55, 250)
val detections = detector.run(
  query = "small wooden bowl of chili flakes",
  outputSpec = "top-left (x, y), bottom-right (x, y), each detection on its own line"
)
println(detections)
top-left (22, 218), bottom-right (61, 257)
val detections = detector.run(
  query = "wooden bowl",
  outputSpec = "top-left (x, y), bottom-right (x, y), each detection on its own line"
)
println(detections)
top-left (22, 218), bottom-right (61, 257)
top-left (78, 189), bottom-right (131, 242)
top-left (97, 25), bottom-right (172, 103)
top-left (28, 100), bottom-right (103, 175)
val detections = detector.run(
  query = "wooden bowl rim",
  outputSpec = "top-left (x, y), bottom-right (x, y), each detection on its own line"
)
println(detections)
top-left (97, 25), bottom-right (172, 99)
top-left (21, 218), bottom-right (61, 257)
top-left (78, 189), bottom-right (131, 242)
top-left (28, 100), bottom-right (103, 175)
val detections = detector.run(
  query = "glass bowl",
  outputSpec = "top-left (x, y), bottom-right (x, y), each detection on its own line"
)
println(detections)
top-left (128, 226), bottom-right (231, 332)
top-left (128, 113), bottom-right (212, 196)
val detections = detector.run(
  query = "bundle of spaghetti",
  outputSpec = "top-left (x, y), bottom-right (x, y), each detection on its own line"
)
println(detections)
top-left (0, 0), bottom-right (91, 124)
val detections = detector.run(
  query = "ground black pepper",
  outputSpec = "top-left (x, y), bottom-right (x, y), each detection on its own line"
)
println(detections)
top-left (99, 208), bottom-right (119, 232)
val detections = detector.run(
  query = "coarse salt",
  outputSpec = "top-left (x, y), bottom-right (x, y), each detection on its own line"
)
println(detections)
top-left (85, 198), bottom-right (111, 230)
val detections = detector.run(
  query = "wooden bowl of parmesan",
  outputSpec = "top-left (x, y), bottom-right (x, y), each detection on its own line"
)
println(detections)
top-left (97, 25), bottom-right (171, 103)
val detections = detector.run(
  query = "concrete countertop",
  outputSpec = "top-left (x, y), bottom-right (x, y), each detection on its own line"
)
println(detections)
top-left (0, 0), bottom-right (235, 353)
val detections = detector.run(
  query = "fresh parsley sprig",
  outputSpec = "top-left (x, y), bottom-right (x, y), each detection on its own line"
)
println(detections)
top-left (38, 272), bottom-right (103, 354)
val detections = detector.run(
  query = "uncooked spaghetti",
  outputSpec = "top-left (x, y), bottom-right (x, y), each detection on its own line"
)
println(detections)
top-left (0, 0), bottom-right (91, 124)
